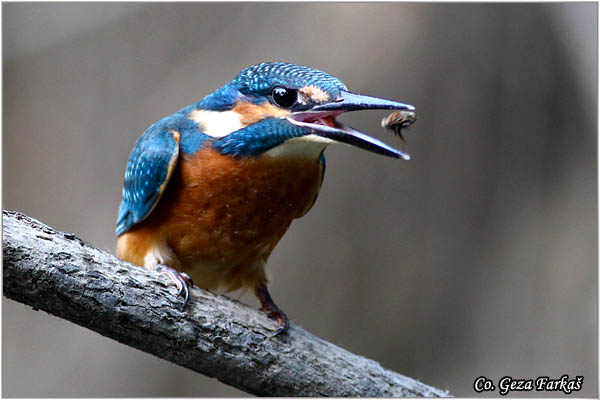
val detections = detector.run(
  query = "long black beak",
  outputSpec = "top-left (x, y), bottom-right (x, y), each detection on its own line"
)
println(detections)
top-left (289, 91), bottom-right (415, 160)
top-left (312, 90), bottom-right (415, 113)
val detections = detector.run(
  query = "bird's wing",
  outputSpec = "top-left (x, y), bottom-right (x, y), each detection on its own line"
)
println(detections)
top-left (116, 126), bottom-right (180, 236)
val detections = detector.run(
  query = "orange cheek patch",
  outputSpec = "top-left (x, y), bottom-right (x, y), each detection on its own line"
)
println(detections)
top-left (232, 101), bottom-right (290, 126)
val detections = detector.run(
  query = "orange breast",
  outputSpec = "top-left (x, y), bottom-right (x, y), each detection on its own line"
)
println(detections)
top-left (122, 146), bottom-right (323, 289)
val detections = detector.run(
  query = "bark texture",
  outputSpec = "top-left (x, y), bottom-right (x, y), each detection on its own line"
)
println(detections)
top-left (2, 210), bottom-right (449, 397)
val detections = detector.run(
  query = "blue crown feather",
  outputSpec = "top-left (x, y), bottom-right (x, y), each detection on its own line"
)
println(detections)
top-left (233, 62), bottom-right (346, 98)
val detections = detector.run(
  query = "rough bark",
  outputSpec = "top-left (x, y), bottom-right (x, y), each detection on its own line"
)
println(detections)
top-left (2, 210), bottom-right (449, 397)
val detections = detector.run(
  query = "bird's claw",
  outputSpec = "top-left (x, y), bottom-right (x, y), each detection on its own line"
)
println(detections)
top-left (256, 284), bottom-right (290, 336)
top-left (156, 264), bottom-right (193, 308)
top-left (266, 309), bottom-right (290, 337)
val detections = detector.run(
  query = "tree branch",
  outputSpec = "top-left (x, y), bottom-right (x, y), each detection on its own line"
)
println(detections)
top-left (2, 210), bottom-right (449, 397)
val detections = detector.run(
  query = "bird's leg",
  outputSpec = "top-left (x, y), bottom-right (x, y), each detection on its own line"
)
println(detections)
top-left (255, 283), bottom-right (289, 336)
top-left (156, 264), bottom-right (194, 307)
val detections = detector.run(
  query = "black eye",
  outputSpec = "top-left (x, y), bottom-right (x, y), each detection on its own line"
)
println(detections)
top-left (272, 86), bottom-right (297, 108)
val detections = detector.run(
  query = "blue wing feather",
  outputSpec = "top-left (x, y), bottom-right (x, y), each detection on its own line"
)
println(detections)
top-left (116, 125), bottom-right (180, 236)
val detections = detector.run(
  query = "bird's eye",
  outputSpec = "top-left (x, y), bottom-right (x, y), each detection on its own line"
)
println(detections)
top-left (272, 86), bottom-right (297, 108)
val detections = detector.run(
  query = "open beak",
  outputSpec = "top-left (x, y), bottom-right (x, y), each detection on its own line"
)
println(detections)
top-left (287, 90), bottom-right (415, 160)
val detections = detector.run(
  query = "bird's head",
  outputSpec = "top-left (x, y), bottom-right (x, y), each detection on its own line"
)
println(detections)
top-left (190, 62), bottom-right (414, 159)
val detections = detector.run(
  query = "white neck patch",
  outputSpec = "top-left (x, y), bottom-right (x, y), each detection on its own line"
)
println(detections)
top-left (189, 109), bottom-right (243, 138)
top-left (263, 134), bottom-right (332, 158)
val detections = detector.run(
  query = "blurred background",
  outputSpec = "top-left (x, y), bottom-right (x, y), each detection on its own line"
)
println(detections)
top-left (2, 3), bottom-right (597, 397)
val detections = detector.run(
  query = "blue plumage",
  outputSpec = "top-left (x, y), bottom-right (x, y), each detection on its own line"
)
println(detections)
top-left (181, 62), bottom-right (346, 112)
top-left (116, 115), bottom-right (207, 235)
top-left (188, 83), bottom-right (245, 112)
top-left (116, 129), bottom-right (176, 235)
top-left (233, 62), bottom-right (346, 98)
top-left (213, 118), bottom-right (310, 157)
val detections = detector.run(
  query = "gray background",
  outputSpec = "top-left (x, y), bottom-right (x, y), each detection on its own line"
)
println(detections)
top-left (3, 3), bottom-right (597, 397)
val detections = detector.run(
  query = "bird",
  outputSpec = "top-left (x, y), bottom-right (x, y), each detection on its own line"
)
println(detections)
top-left (116, 62), bottom-right (415, 336)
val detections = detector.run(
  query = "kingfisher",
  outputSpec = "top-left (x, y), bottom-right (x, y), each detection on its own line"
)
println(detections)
top-left (116, 62), bottom-right (415, 336)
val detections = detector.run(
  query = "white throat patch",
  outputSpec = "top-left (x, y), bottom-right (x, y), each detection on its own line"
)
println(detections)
top-left (263, 134), bottom-right (332, 158)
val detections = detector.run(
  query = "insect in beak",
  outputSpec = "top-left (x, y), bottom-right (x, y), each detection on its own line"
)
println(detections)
top-left (381, 110), bottom-right (417, 153)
